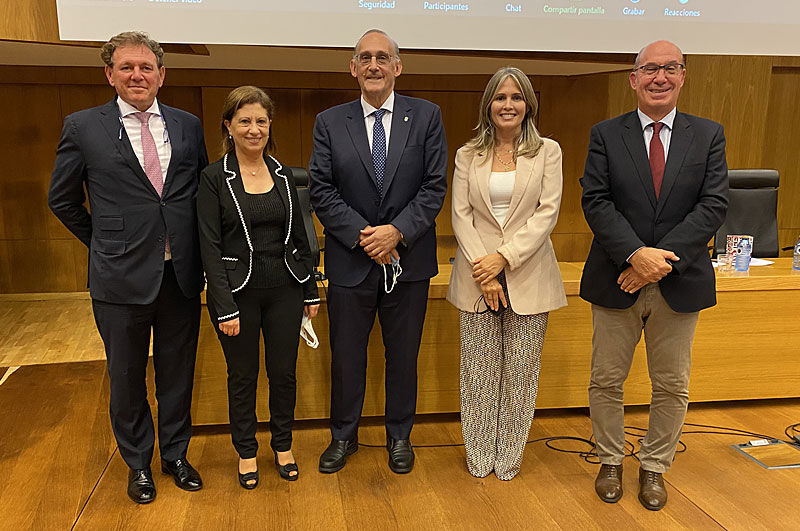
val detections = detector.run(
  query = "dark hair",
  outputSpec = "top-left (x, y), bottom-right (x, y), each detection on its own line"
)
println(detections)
top-left (101, 31), bottom-right (164, 68)
top-left (220, 86), bottom-right (276, 157)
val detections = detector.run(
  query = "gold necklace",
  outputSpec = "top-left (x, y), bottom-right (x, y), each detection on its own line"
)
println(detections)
top-left (240, 164), bottom-right (263, 177)
top-left (494, 148), bottom-right (515, 171)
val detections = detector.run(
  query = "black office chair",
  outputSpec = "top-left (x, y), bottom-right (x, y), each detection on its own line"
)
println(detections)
top-left (713, 169), bottom-right (779, 258)
top-left (285, 167), bottom-right (322, 274)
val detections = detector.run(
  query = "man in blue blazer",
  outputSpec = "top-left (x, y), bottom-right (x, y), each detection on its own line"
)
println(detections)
top-left (48, 32), bottom-right (207, 504)
top-left (580, 40), bottom-right (728, 511)
top-left (309, 29), bottom-right (448, 474)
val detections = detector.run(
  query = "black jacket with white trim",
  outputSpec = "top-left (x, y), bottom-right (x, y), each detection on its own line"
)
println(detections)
top-left (197, 151), bottom-right (320, 322)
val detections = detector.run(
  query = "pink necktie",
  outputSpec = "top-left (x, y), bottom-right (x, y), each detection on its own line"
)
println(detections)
top-left (133, 112), bottom-right (169, 254)
top-left (133, 112), bottom-right (163, 196)
top-left (649, 122), bottom-right (665, 199)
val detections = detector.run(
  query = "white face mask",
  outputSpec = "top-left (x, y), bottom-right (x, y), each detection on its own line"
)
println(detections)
top-left (383, 255), bottom-right (403, 294)
top-left (300, 314), bottom-right (319, 349)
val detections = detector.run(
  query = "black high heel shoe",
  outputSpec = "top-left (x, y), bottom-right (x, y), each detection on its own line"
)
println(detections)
top-left (274, 452), bottom-right (299, 481)
top-left (238, 458), bottom-right (259, 490)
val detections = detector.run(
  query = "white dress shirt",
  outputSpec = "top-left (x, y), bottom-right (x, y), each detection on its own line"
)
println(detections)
top-left (118, 97), bottom-right (172, 184)
top-left (360, 92), bottom-right (394, 155)
top-left (638, 106), bottom-right (676, 160)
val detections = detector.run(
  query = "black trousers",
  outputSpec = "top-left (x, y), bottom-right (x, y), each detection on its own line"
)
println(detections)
top-left (211, 282), bottom-right (303, 458)
top-left (327, 264), bottom-right (430, 441)
top-left (92, 260), bottom-right (200, 470)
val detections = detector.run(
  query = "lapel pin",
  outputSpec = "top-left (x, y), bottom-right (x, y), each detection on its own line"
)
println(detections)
top-left (404, 116), bottom-right (409, 122)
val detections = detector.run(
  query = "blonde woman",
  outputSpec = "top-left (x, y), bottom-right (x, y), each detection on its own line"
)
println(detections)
top-left (447, 67), bottom-right (567, 480)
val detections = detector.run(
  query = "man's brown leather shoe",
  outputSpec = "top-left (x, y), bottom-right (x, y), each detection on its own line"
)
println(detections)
top-left (594, 463), bottom-right (623, 503)
top-left (638, 467), bottom-right (668, 511)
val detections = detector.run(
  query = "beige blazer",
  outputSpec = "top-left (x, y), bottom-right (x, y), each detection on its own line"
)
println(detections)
top-left (446, 138), bottom-right (567, 315)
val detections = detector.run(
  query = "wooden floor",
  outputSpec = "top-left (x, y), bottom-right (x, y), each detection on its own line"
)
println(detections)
top-left (1, 362), bottom-right (798, 530)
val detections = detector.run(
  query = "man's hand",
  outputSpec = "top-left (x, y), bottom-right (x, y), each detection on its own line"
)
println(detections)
top-left (617, 267), bottom-right (650, 294)
top-left (472, 252), bottom-right (508, 284)
top-left (360, 224), bottom-right (402, 261)
top-left (219, 317), bottom-right (240, 336)
top-left (304, 304), bottom-right (320, 318)
top-left (628, 247), bottom-right (679, 283)
top-left (481, 278), bottom-right (508, 312)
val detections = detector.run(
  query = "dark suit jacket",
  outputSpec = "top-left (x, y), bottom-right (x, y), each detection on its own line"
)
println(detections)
top-left (308, 94), bottom-right (448, 287)
top-left (580, 110), bottom-right (728, 313)
top-left (197, 152), bottom-right (320, 322)
top-left (49, 98), bottom-right (208, 304)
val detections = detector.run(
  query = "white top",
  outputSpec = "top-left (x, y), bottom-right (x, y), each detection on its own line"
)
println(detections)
top-left (489, 170), bottom-right (516, 226)
top-left (637, 106), bottom-right (676, 160)
top-left (117, 97), bottom-right (171, 183)
top-left (360, 91), bottom-right (394, 155)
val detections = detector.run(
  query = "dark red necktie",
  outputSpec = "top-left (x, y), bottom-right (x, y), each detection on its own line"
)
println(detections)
top-left (649, 121), bottom-right (665, 199)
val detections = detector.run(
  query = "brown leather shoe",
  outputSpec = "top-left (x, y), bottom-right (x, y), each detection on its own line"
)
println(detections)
top-left (594, 463), bottom-right (623, 503)
top-left (638, 467), bottom-right (668, 511)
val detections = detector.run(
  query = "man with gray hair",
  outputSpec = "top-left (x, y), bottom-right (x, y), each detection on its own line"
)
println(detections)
top-left (309, 29), bottom-right (447, 474)
top-left (49, 31), bottom-right (208, 504)
top-left (580, 40), bottom-right (727, 510)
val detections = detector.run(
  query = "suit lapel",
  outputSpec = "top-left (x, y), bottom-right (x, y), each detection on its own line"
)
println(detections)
top-left (161, 104), bottom-right (183, 198)
top-left (267, 155), bottom-right (292, 243)
top-left (655, 112), bottom-right (693, 218)
top-left (98, 99), bottom-right (158, 196)
top-left (504, 154), bottom-right (535, 226)
top-left (344, 100), bottom-right (378, 189)
top-left (621, 111), bottom-right (657, 210)
top-left (223, 152), bottom-right (253, 246)
top-left (382, 96), bottom-right (412, 196)
top-left (474, 151), bottom-right (496, 226)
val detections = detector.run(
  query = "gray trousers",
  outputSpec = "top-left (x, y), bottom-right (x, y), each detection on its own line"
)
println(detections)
top-left (589, 283), bottom-right (699, 473)
top-left (459, 309), bottom-right (549, 480)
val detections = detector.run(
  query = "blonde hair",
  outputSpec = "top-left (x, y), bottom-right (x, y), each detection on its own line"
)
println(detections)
top-left (464, 67), bottom-right (543, 159)
top-left (219, 86), bottom-right (276, 157)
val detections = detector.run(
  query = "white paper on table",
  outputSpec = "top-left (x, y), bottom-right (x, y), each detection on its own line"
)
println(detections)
top-left (712, 257), bottom-right (774, 268)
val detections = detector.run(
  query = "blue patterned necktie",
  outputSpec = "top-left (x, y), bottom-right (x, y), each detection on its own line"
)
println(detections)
top-left (372, 108), bottom-right (387, 196)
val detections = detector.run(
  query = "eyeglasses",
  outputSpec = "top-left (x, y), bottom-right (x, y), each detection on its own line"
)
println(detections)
top-left (635, 63), bottom-right (685, 76)
top-left (355, 52), bottom-right (394, 66)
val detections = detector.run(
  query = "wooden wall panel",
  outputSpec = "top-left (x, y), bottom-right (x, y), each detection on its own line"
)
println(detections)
top-left (0, 0), bottom-right (59, 42)
top-left (763, 70), bottom-right (800, 234)
top-left (0, 85), bottom-right (62, 242)
top-left (681, 55), bottom-right (774, 169)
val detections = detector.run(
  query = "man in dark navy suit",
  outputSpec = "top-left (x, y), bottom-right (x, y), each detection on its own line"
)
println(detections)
top-left (49, 31), bottom-right (207, 504)
top-left (580, 40), bottom-right (728, 511)
top-left (309, 29), bottom-right (448, 474)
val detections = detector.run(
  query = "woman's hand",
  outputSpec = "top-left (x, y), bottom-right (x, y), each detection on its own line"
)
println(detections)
top-left (481, 278), bottom-right (507, 312)
top-left (472, 252), bottom-right (508, 284)
top-left (219, 317), bottom-right (240, 336)
top-left (304, 304), bottom-right (320, 318)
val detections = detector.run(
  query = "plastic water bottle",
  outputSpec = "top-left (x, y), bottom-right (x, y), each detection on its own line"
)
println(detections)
top-left (793, 235), bottom-right (800, 271)
top-left (734, 238), bottom-right (752, 272)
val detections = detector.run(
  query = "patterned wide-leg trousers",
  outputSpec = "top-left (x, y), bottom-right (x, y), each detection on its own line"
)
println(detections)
top-left (459, 309), bottom-right (549, 480)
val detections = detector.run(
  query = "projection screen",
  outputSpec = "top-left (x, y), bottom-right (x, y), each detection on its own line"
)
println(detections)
top-left (56, 0), bottom-right (800, 56)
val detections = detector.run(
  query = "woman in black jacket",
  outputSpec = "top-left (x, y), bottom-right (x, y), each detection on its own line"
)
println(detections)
top-left (197, 86), bottom-right (320, 488)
